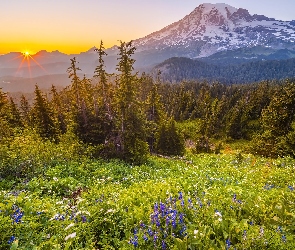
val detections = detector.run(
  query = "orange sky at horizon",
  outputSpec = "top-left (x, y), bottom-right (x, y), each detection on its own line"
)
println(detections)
top-left (1, 0), bottom-right (294, 55)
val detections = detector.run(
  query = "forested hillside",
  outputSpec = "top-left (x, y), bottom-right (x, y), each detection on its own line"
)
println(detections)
top-left (1, 41), bottom-right (295, 172)
top-left (155, 57), bottom-right (295, 83)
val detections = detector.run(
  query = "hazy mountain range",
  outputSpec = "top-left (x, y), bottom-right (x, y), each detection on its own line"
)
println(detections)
top-left (1, 3), bottom-right (295, 92)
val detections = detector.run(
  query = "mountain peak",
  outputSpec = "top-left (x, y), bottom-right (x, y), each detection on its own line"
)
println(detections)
top-left (133, 2), bottom-right (295, 60)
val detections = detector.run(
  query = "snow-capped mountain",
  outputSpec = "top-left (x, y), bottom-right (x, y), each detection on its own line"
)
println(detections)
top-left (1, 2), bottom-right (295, 92)
top-left (132, 3), bottom-right (295, 59)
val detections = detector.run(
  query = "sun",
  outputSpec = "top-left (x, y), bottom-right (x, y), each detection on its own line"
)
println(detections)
top-left (23, 51), bottom-right (31, 57)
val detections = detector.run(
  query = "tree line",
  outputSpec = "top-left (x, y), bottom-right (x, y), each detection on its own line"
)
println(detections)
top-left (156, 56), bottom-right (295, 84)
top-left (1, 41), bottom-right (295, 164)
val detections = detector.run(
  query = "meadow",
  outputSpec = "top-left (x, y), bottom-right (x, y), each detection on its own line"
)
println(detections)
top-left (1, 132), bottom-right (294, 249)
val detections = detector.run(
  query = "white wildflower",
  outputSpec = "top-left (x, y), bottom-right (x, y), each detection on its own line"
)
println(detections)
top-left (106, 209), bottom-right (115, 213)
top-left (65, 232), bottom-right (76, 241)
top-left (65, 223), bottom-right (75, 231)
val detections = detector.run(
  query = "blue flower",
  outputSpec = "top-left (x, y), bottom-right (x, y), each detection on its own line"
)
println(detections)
top-left (162, 240), bottom-right (166, 249)
top-left (178, 192), bottom-right (183, 200)
top-left (226, 238), bottom-right (231, 249)
top-left (179, 213), bottom-right (184, 224)
top-left (276, 226), bottom-right (283, 233)
top-left (153, 234), bottom-right (158, 243)
top-left (288, 186), bottom-right (294, 191)
top-left (8, 236), bottom-right (15, 244)
top-left (181, 199), bottom-right (184, 207)
top-left (147, 227), bottom-right (153, 236)
top-left (282, 235), bottom-right (287, 243)
top-left (81, 215), bottom-right (87, 223)
top-left (143, 234), bottom-right (148, 242)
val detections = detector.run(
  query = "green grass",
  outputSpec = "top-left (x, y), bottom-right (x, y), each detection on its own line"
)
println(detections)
top-left (1, 151), bottom-right (295, 249)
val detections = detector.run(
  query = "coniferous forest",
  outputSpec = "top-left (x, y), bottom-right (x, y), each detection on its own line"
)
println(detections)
top-left (1, 41), bottom-right (295, 249)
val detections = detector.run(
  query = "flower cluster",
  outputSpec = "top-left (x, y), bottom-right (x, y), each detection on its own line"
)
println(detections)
top-left (11, 205), bottom-right (24, 224)
top-left (129, 192), bottom-right (195, 248)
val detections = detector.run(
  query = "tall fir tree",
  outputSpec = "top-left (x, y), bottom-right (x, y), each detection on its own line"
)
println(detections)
top-left (114, 41), bottom-right (149, 163)
top-left (32, 85), bottom-right (59, 141)
top-left (20, 94), bottom-right (31, 126)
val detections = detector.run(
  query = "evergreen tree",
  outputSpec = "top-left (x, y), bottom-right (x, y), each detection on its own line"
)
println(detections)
top-left (50, 85), bottom-right (67, 134)
top-left (251, 81), bottom-right (295, 157)
top-left (32, 85), bottom-right (58, 141)
top-left (7, 97), bottom-right (22, 128)
top-left (114, 41), bottom-right (149, 164)
top-left (20, 94), bottom-right (31, 126)
top-left (145, 74), bottom-right (165, 152)
top-left (155, 118), bottom-right (185, 156)
top-left (0, 88), bottom-right (11, 139)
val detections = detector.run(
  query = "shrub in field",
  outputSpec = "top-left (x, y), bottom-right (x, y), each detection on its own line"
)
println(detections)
top-left (0, 129), bottom-right (83, 179)
top-left (155, 118), bottom-right (185, 156)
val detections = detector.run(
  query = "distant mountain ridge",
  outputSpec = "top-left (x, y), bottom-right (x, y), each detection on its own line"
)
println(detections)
top-left (1, 2), bottom-right (295, 91)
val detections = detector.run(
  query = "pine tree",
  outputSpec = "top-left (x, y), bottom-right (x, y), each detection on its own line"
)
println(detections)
top-left (114, 41), bottom-right (149, 164)
top-left (50, 85), bottom-right (67, 134)
top-left (0, 88), bottom-right (11, 139)
top-left (20, 94), bottom-right (31, 126)
top-left (145, 74), bottom-right (165, 152)
top-left (155, 118), bottom-right (185, 156)
top-left (251, 80), bottom-right (295, 157)
top-left (32, 85), bottom-right (58, 140)
top-left (7, 97), bottom-right (22, 128)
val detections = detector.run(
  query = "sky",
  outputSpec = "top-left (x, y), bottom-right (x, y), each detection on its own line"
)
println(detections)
top-left (1, 0), bottom-right (295, 54)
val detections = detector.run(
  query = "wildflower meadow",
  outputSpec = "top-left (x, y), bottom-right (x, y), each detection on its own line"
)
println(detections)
top-left (1, 149), bottom-right (295, 249)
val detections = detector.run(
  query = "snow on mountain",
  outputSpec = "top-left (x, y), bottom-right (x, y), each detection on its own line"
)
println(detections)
top-left (1, 2), bottom-right (295, 81)
top-left (133, 3), bottom-right (295, 58)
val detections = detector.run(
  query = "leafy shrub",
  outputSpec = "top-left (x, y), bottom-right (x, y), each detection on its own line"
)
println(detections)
top-left (155, 118), bottom-right (185, 156)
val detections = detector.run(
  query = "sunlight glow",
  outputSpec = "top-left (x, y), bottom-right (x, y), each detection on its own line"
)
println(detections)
top-left (12, 50), bottom-right (47, 77)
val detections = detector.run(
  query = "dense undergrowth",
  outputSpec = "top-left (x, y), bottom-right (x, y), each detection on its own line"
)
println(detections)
top-left (1, 133), bottom-right (294, 249)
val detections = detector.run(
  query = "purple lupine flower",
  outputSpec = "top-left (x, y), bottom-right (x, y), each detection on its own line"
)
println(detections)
top-left (226, 238), bottom-right (231, 250)
top-left (143, 234), bottom-right (148, 242)
top-left (81, 215), bottom-right (87, 223)
top-left (156, 219), bottom-right (161, 227)
top-left (179, 225), bottom-right (187, 235)
top-left (160, 202), bottom-right (166, 217)
top-left (188, 198), bottom-right (193, 208)
top-left (154, 203), bottom-right (159, 212)
top-left (179, 213), bottom-right (184, 224)
top-left (171, 210), bottom-right (177, 228)
top-left (162, 240), bottom-right (166, 250)
top-left (153, 234), bottom-right (158, 243)
top-left (148, 227), bottom-right (153, 236)
top-left (165, 216), bottom-right (170, 226)
top-left (181, 199), bottom-right (184, 207)
top-left (12, 208), bottom-right (24, 224)
top-left (178, 192), bottom-right (183, 200)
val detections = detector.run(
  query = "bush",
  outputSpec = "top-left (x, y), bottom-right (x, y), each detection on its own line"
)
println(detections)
top-left (155, 118), bottom-right (185, 156)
